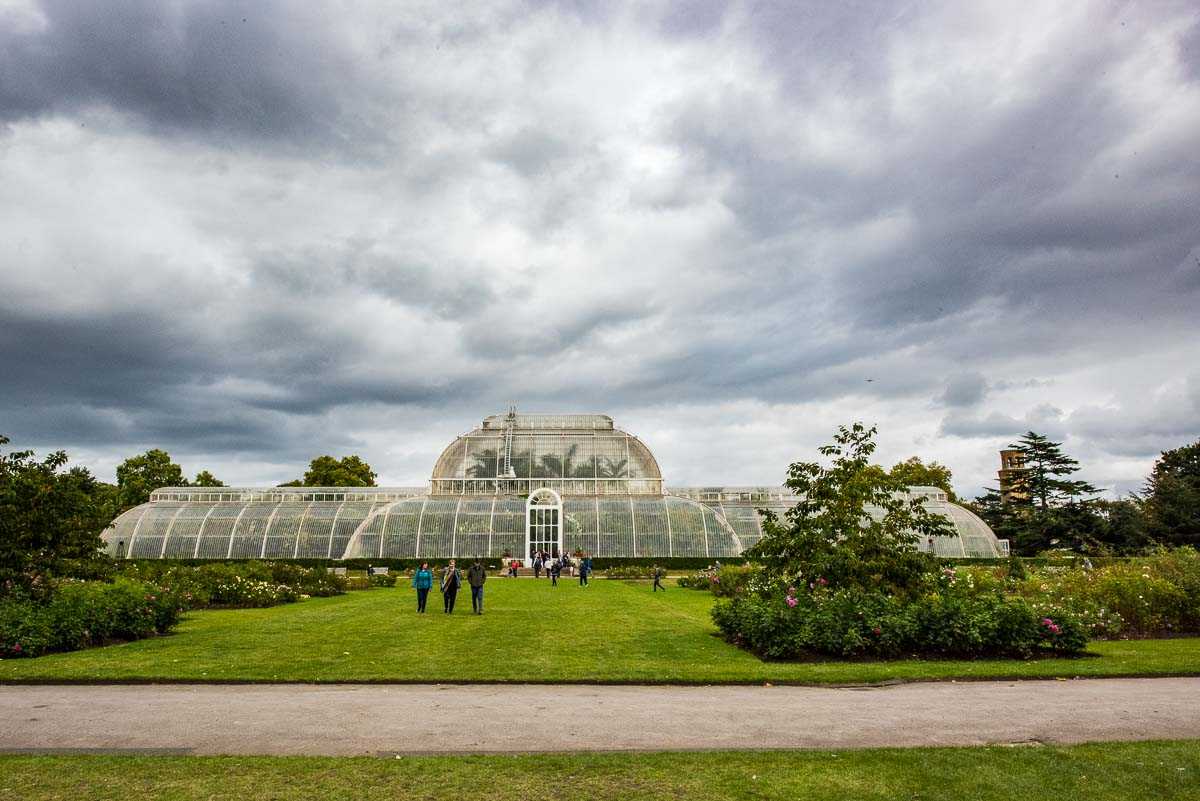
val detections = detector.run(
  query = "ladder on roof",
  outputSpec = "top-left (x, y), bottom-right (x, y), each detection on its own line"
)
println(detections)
top-left (501, 405), bottom-right (516, 478)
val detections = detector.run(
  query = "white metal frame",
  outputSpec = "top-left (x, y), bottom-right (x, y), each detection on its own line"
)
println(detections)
top-left (524, 487), bottom-right (562, 567)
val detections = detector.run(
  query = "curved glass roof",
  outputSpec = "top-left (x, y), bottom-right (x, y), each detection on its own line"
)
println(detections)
top-left (431, 411), bottom-right (663, 496)
top-left (103, 493), bottom-right (742, 560)
top-left (102, 485), bottom-right (1003, 561)
top-left (99, 412), bottom-right (1006, 561)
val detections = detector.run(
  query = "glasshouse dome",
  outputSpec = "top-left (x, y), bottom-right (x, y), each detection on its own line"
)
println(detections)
top-left (102, 411), bottom-right (1009, 563)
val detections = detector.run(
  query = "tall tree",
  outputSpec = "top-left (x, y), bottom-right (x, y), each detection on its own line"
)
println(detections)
top-left (1004, 432), bottom-right (1099, 510)
top-left (192, 470), bottom-right (225, 487)
top-left (299, 455), bottom-right (377, 487)
top-left (888, 456), bottom-right (956, 501)
top-left (748, 423), bottom-right (953, 595)
top-left (976, 432), bottom-right (1104, 555)
top-left (1, 436), bottom-right (111, 594)
top-left (115, 449), bottom-right (187, 511)
top-left (1143, 439), bottom-right (1200, 546)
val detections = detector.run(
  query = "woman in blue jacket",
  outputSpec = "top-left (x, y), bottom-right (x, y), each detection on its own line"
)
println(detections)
top-left (412, 562), bottom-right (433, 613)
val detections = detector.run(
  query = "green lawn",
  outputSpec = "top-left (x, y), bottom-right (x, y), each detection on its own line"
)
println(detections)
top-left (4, 580), bottom-right (1199, 684)
top-left (4, 742), bottom-right (1198, 800)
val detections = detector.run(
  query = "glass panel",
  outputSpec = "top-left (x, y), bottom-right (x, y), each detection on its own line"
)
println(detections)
top-left (666, 497), bottom-right (706, 557)
top-left (597, 498), bottom-right (634, 558)
top-left (128, 504), bottom-right (182, 558)
top-left (465, 436), bottom-right (501, 480)
top-left (228, 503), bottom-right (277, 558)
top-left (295, 503), bottom-right (339, 559)
top-left (161, 503), bottom-right (209, 558)
top-left (417, 498), bottom-right (457, 559)
top-left (632, 498), bottom-right (669, 557)
top-left (563, 498), bottom-right (597, 556)
top-left (331, 501), bottom-right (375, 559)
top-left (197, 504), bottom-right (240, 559)
top-left (491, 497), bottom-right (524, 560)
top-left (262, 502), bottom-right (309, 558)
top-left (381, 498), bottom-right (424, 558)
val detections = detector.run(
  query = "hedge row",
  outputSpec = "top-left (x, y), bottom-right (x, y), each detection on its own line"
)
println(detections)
top-left (1, 578), bottom-right (182, 658)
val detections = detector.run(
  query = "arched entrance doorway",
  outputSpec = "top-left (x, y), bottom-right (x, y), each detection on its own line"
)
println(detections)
top-left (525, 488), bottom-right (562, 566)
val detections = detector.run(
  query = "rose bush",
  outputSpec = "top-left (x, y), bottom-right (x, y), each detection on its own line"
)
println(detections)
top-left (0, 578), bottom-right (182, 658)
top-left (712, 581), bottom-right (1087, 660)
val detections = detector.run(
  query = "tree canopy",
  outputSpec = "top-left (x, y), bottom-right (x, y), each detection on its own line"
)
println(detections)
top-left (192, 470), bottom-right (225, 487)
top-left (888, 456), bottom-right (956, 501)
top-left (1004, 432), bottom-right (1099, 510)
top-left (289, 455), bottom-right (378, 487)
top-left (1, 436), bottom-right (112, 594)
top-left (1143, 438), bottom-right (1200, 547)
top-left (115, 449), bottom-right (186, 511)
top-left (748, 423), bottom-right (953, 595)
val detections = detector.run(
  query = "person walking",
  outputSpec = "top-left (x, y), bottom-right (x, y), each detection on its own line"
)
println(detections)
top-left (533, 553), bottom-right (543, 579)
top-left (412, 561), bottom-right (433, 612)
top-left (441, 560), bottom-right (461, 614)
top-left (579, 553), bottom-right (591, 587)
top-left (550, 556), bottom-right (561, 586)
top-left (467, 558), bottom-right (487, 614)
top-left (652, 565), bottom-right (666, 592)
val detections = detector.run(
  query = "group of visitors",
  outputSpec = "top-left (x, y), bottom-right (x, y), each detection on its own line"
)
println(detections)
top-left (411, 559), bottom-right (488, 614)
top-left (530, 551), bottom-right (590, 586)
top-left (410, 553), bottom-right (599, 612)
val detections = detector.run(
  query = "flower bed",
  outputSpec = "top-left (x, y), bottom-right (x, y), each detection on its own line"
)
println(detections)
top-left (0, 578), bottom-right (182, 658)
top-left (1009, 548), bottom-right (1200, 638)
top-left (677, 564), bottom-right (758, 596)
top-left (117, 562), bottom-right (347, 609)
top-left (712, 583), bottom-right (1087, 660)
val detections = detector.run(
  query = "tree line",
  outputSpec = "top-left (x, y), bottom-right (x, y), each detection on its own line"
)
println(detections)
top-left (969, 432), bottom-right (1199, 555)
top-left (0, 436), bottom-right (377, 591)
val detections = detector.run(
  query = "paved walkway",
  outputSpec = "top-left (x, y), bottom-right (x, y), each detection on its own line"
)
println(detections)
top-left (2, 678), bottom-right (1198, 755)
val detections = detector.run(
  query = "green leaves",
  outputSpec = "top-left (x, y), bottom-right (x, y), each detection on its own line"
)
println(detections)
top-left (748, 423), bottom-right (952, 596)
top-left (299, 455), bottom-right (377, 487)
top-left (1, 435), bottom-right (112, 594)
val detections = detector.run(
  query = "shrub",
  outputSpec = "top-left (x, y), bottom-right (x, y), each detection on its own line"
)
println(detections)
top-left (677, 563), bottom-right (758, 597)
top-left (712, 584), bottom-right (1087, 660)
top-left (603, 565), bottom-right (655, 579)
top-left (368, 572), bottom-right (397, 588)
top-left (0, 578), bottom-right (182, 658)
top-left (1013, 547), bottom-right (1200, 638)
top-left (116, 561), bottom-right (346, 609)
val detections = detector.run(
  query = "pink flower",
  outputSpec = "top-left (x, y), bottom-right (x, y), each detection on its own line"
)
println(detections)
top-left (786, 596), bottom-right (798, 608)
top-left (787, 586), bottom-right (797, 594)
top-left (817, 577), bottom-right (828, 586)
top-left (12, 643), bottom-right (21, 653)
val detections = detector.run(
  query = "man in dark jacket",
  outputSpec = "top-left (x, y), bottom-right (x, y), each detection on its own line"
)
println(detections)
top-left (467, 559), bottom-right (487, 614)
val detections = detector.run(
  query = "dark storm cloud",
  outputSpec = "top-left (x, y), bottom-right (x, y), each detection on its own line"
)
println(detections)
top-left (0, 1), bottom-right (1197, 493)
top-left (0, 0), bottom-right (395, 151)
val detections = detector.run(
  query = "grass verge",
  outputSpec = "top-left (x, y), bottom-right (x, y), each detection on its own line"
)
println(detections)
top-left (3, 580), bottom-right (1199, 684)
top-left (3, 742), bottom-right (1198, 800)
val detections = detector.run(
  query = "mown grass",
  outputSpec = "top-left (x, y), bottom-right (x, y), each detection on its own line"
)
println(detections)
top-left (3, 742), bottom-right (1198, 800)
top-left (3, 580), bottom-right (1199, 684)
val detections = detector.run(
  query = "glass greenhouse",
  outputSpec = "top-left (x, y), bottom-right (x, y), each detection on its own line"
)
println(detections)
top-left (103, 411), bottom-right (1008, 562)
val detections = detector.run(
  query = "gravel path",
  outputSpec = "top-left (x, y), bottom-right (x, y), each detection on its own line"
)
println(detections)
top-left (2, 678), bottom-right (1198, 755)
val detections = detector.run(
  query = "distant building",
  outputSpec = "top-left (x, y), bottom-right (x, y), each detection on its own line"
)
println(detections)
top-left (998, 449), bottom-right (1029, 505)
top-left (103, 410), bottom-right (1008, 562)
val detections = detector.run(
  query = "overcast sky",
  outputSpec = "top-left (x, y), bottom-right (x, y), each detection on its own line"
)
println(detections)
top-left (1, 0), bottom-right (1197, 498)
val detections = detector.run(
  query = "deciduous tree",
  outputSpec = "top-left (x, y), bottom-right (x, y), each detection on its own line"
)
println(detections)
top-left (748, 423), bottom-right (953, 595)
top-left (115, 449), bottom-right (186, 510)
